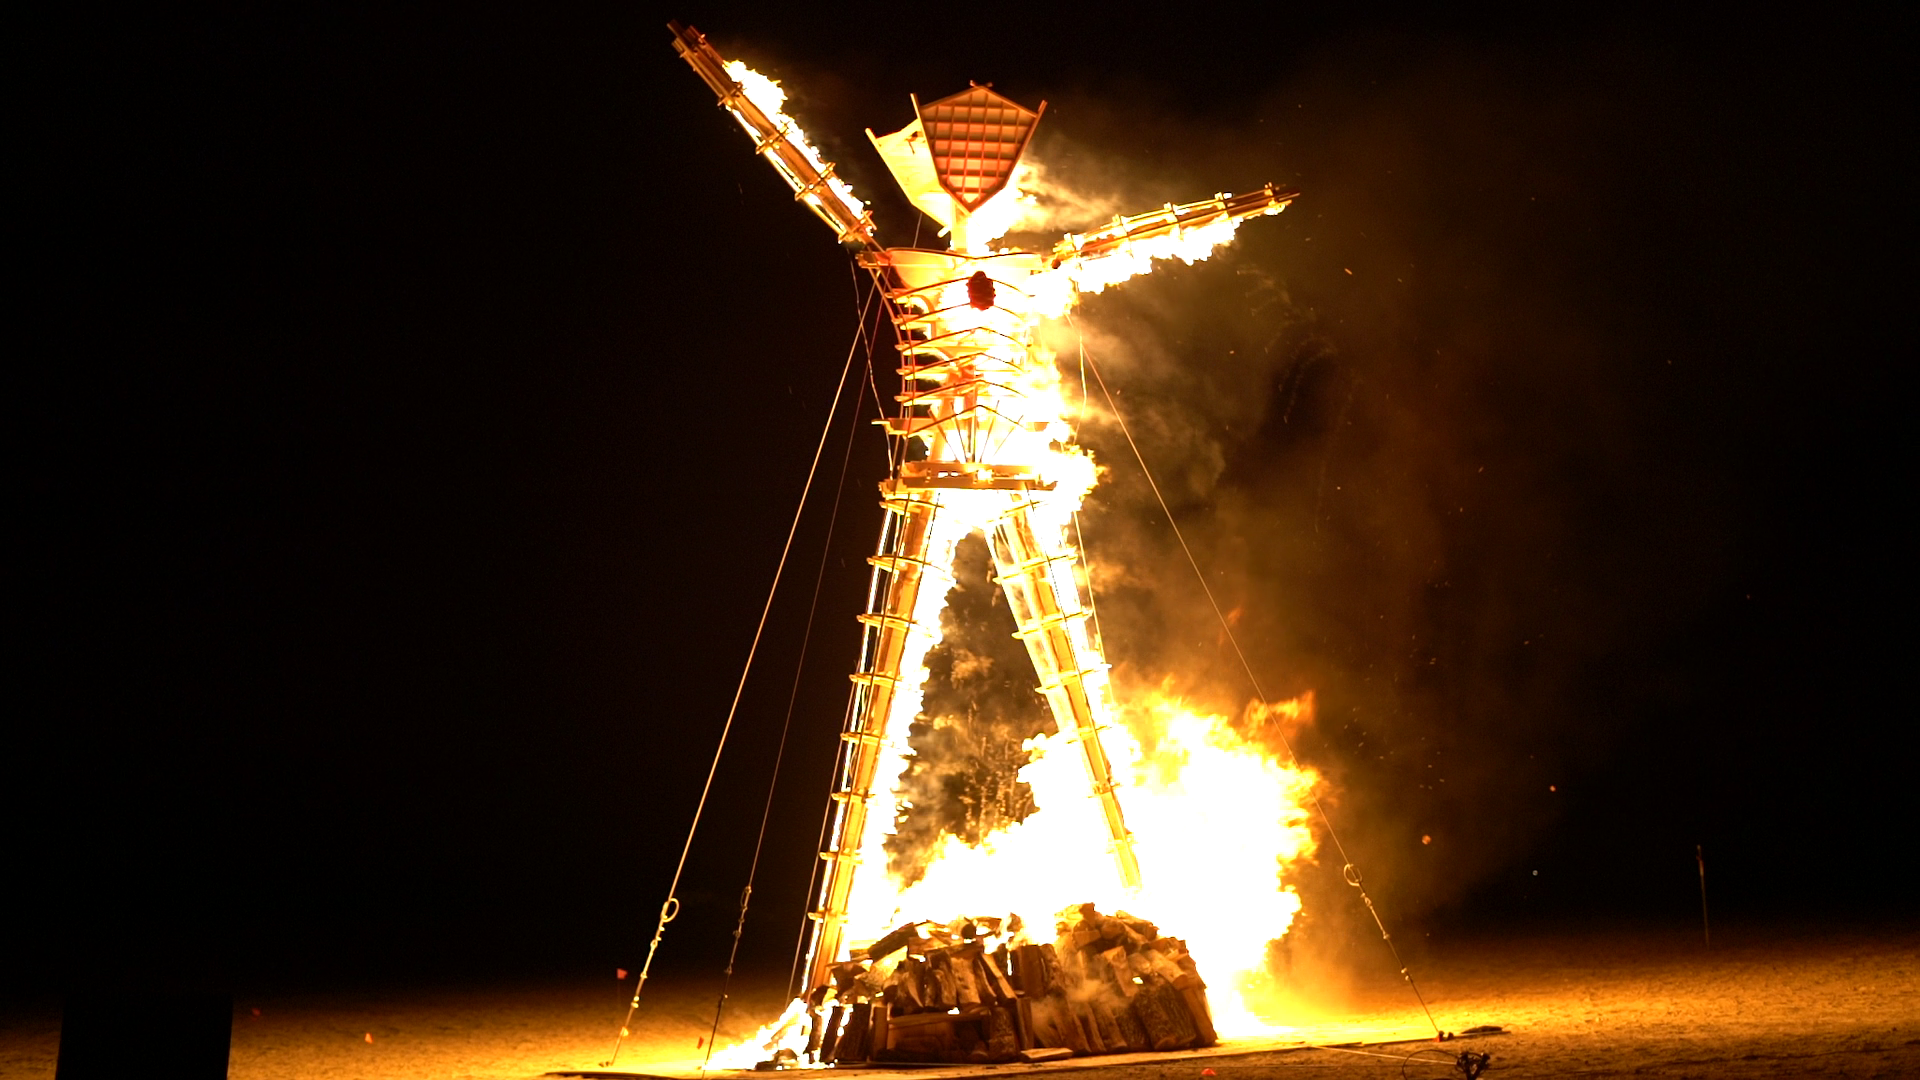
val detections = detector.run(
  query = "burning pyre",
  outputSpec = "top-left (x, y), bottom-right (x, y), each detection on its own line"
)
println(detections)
top-left (752, 905), bottom-right (1221, 1066)
top-left (710, 691), bottom-right (1322, 1069)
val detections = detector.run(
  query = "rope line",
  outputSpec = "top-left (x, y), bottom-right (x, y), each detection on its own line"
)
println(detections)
top-left (1070, 332), bottom-right (1106, 650)
top-left (790, 269), bottom-right (881, 1002)
top-left (1068, 314), bottom-right (1441, 1039)
top-left (849, 262), bottom-right (898, 473)
top-left (603, 288), bottom-right (873, 1068)
top-left (701, 284), bottom-right (876, 1072)
top-left (790, 704), bottom-right (843, 1001)
top-left (791, 493), bottom-right (892, 1001)
top-left (1072, 512), bottom-right (1105, 648)
top-left (785, 266), bottom-right (896, 1002)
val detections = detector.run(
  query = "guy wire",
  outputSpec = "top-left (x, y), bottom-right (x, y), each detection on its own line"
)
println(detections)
top-left (1068, 313), bottom-right (1441, 1039)
top-left (1070, 334), bottom-right (1106, 647)
top-left (848, 263), bottom-right (896, 472)
top-left (604, 282), bottom-right (875, 1067)
top-left (701, 280), bottom-right (876, 1072)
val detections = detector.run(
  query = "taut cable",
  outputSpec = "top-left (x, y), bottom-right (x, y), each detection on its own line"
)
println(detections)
top-left (1070, 315), bottom-right (1441, 1038)
top-left (603, 293), bottom-right (873, 1067)
top-left (700, 288), bottom-right (876, 1072)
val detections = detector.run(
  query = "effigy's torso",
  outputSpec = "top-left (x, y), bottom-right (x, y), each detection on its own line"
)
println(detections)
top-left (866, 249), bottom-right (1087, 496)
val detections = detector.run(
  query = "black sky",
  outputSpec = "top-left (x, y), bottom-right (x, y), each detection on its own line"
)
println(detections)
top-left (14, 4), bottom-right (1911, 999)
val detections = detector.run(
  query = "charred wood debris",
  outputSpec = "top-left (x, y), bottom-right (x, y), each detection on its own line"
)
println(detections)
top-left (783, 905), bottom-right (1218, 1067)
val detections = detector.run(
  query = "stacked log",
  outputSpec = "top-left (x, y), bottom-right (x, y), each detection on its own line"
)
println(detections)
top-left (806, 906), bottom-right (1217, 1065)
top-left (1046, 904), bottom-right (1218, 1051)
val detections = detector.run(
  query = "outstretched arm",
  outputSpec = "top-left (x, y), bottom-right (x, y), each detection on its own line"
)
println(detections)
top-left (1049, 184), bottom-right (1298, 272)
top-left (669, 22), bottom-right (879, 251)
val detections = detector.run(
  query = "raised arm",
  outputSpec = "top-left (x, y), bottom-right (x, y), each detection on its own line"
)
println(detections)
top-left (668, 21), bottom-right (880, 251)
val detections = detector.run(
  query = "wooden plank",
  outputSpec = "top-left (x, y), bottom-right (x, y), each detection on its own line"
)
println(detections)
top-left (978, 951), bottom-right (1019, 1002)
top-left (834, 1003), bottom-right (872, 1064)
top-left (865, 922), bottom-right (921, 962)
top-left (818, 1004), bottom-right (846, 1063)
top-left (1070, 1001), bottom-right (1105, 1054)
top-left (1098, 946), bottom-right (1136, 998)
top-left (985, 1005), bottom-right (1020, 1061)
top-left (1180, 985), bottom-right (1217, 1047)
top-left (889, 1011), bottom-right (965, 1029)
top-left (1030, 995), bottom-right (1082, 1053)
top-left (949, 949), bottom-right (982, 1007)
top-left (1013, 997), bottom-right (1035, 1050)
top-left (1154, 981), bottom-right (1199, 1049)
top-left (1101, 1000), bottom-right (1149, 1052)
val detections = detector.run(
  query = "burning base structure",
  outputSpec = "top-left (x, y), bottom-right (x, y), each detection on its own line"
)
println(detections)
top-left (777, 906), bottom-right (1218, 1066)
top-left (657, 22), bottom-right (1321, 1070)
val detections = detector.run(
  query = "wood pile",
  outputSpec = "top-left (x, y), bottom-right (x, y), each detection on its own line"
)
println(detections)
top-left (799, 904), bottom-right (1217, 1065)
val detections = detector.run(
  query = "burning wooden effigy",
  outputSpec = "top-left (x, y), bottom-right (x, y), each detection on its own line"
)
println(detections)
top-left (623, 24), bottom-right (1323, 1076)
top-left (801, 905), bottom-right (1216, 1065)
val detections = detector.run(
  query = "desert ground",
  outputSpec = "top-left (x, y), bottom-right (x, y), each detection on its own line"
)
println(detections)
top-left (3, 923), bottom-right (1915, 1078)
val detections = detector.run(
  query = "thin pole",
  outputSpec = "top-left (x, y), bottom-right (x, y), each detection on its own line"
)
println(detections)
top-left (1696, 844), bottom-right (1711, 949)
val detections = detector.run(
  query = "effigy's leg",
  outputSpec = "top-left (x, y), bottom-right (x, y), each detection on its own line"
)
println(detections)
top-left (807, 485), bottom-right (951, 992)
top-left (988, 494), bottom-right (1141, 890)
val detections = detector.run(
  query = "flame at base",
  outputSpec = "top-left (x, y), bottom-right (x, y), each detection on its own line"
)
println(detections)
top-left (700, 695), bottom-right (1320, 1070)
top-left (879, 694), bottom-right (1320, 1035)
top-left (705, 998), bottom-right (812, 1071)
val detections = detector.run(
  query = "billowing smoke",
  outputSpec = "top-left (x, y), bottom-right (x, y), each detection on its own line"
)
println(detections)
top-left (957, 37), bottom-right (1764, 961)
top-left (886, 531), bottom-right (1055, 884)
top-left (865, 27), bottom-right (1824, 984)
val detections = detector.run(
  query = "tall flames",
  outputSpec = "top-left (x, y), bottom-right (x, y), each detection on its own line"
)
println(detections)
top-left (867, 694), bottom-right (1321, 1037)
top-left (698, 62), bottom-right (1320, 1068)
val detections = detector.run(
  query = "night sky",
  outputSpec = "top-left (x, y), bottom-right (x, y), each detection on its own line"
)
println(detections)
top-left (14, 5), bottom-right (1909, 1001)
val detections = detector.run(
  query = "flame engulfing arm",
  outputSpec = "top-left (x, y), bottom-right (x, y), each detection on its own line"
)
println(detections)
top-left (668, 21), bottom-right (880, 251)
top-left (1046, 184), bottom-right (1298, 292)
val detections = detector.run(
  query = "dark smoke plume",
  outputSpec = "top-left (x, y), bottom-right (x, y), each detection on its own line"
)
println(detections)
top-left (828, 18), bottom-right (1891, 966)
top-left (995, 29), bottom-right (1867, 953)
top-left (886, 531), bottom-right (1055, 884)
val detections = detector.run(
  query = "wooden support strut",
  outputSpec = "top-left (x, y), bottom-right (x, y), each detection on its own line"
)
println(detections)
top-left (806, 488), bottom-right (943, 992)
top-left (988, 498), bottom-right (1142, 889)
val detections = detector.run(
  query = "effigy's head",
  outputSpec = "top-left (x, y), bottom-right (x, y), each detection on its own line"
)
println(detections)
top-left (868, 84), bottom-right (1043, 253)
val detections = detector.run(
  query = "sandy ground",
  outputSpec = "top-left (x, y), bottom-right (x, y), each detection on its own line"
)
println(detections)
top-left (3, 924), bottom-right (1915, 1078)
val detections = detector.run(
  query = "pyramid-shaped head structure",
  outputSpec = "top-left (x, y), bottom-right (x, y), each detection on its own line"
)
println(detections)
top-left (915, 84), bottom-right (1042, 211)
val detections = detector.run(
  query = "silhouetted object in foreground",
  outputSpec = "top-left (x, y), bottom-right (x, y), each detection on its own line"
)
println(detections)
top-left (58, 990), bottom-right (232, 1079)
